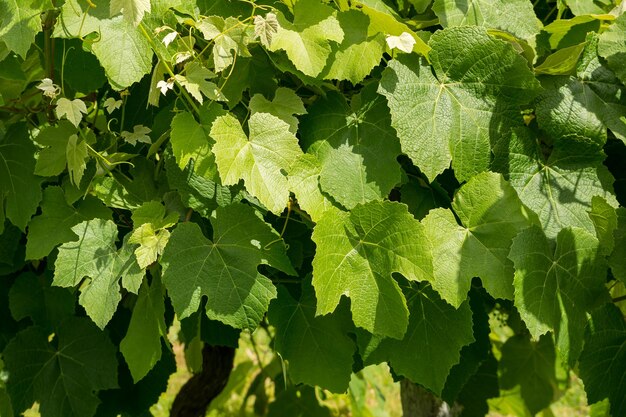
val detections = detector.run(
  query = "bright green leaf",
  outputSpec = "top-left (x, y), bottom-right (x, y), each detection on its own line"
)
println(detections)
top-left (55, 98), bottom-right (87, 128)
top-left (0, 0), bottom-right (47, 58)
top-left (288, 153), bottom-right (340, 222)
top-left (110, 0), bottom-right (151, 26)
top-left (598, 13), bottom-right (626, 86)
top-left (66, 134), bottom-right (88, 185)
top-left (249, 87), bottom-right (306, 134)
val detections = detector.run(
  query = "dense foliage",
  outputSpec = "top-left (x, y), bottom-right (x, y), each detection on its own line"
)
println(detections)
top-left (1, 0), bottom-right (626, 416)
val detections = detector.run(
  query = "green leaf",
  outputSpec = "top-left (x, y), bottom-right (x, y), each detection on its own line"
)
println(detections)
top-left (121, 125), bottom-right (151, 146)
top-left (55, 98), bottom-right (87, 128)
top-left (565, 0), bottom-right (614, 15)
top-left (0, 0), bottom-right (47, 58)
top-left (211, 112), bottom-right (303, 214)
top-left (268, 0), bottom-right (344, 77)
top-left (3, 318), bottom-right (118, 417)
top-left (120, 276), bottom-right (167, 383)
top-left (53, 219), bottom-right (144, 328)
top-left (170, 104), bottom-right (225, 180)
top-left (509, 226), bottom-right (608, 364)
top-left (0, 123), bottom-right (43, 231)
top-left (299, 86), bottom-right (402, 209)
top-left (588, 196), bottom-right (618, 256)
top-left (110, 0), bottom-right (151, 26)
top-left (33, 121), bottom-right (76, 177)
top-left (499, 334), bottom-right (556, 415)
top-left (66, 133), bottom-right (88, 185)
top-left (579, 303), bottom-right (626, 417)
top-left (287, 153), bottom-right (339, 222)
top-left (160, 204), bottom-right (295, 329)
top-left (534, 43), bottom-right (586, 75)
top-left (493, 128), bottom-right (617, 238)
top-left (254, 13), bottom-right (279, 48)
top-left (536, 34), bottom-right (626, 144)
top-left (422, 172), bottom-right (535, 306)
top-left (378, 27), bottom-right (540, 181)
top-left (26, 186), bottom-right (111, 260)
top-left (249, 87), bottom-right (306, 134)
top-left (128, 202), bottom-right (177, 269)
top-left (311, 201), bottom-right (433, 339)
top-left (196, 16), bottom-right (252, 72)
top-left (609, 207), bottom-right (626, 284)
top-left (357, 283), bottom-right (474, 395)
top-left (432, 0), bottom-right (543, 41)
top-left (598, 13), bottom-right (626, 86)
top-left (175, 62), bottom-right (225, 103)
top-left (269, 282), bottom-right (355, 392)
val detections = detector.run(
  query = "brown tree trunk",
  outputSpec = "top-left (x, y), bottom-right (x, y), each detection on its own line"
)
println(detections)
top-left (400, 379), bottom-right (462, 417)
top-left (170, 344), bottom-right (236, 417)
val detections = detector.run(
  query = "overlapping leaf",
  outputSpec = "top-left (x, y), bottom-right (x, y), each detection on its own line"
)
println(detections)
top-left (378, 27), bottom-right (540, 181)
top-left (598, 13), bottom-right (626, 86)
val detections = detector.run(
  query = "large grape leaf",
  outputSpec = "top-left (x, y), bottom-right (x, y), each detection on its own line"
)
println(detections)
top-left (26, 186), bottom-right (111, 260)
top-left (357, 283), bottom-right (474, 395)
top-left (160, 203), bottom-right (295, 329)
top-left (268, 0), bottom-right (344, 77)
top-left (3, 318), bottom-right (118, 417)
top-left (499, 334), bottom-right (556, 415)
top-left (311, 201), bottom-right (433, 339)
top-left (536, 34), bottom-right (626, 144)
top-left (423, 172), bottom-right (536, 307)
top-left (509, 226), bottom-right (609, 364)
top-left (0, 0), bottom-right (47, 58)
top-left (378, 27), bottom-right (540, 182)
top-left (493, 128), bottom-right (617, 238)
top-left (120, 277), bottom-right (167, 383)
top-left (53, 219), bottom-right (144, 328)
top-left (579, 303), bottom-right (626, 417)
top-left (299, 85), bottom-right (402, 209)
top-left (110, 0), bottom-right (150, 26)
top-left (432, 0), bottom-right (543, 41)
top-left (287, 154), bottom-right (340, 222)
top-left (598, 13), bottom-right (626, 86)
top-left (54, 0), bottom-right (153, 90)
top-left (0, 123), bottom-right (43, 232)
top-left (268, 282), bottom-right (356, 392)
top-left (211, 112), bottom-right (303, 214)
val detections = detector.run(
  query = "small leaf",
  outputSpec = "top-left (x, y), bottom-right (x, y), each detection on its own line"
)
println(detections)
top-left (103, 97), bottom-right (122, 113)
top-left (36, 78), bottom-right (60, 99)
top-left (121, 125), bottom-right (152, 145)
top-left (55, 98), bottom-right (88, 128)
top-left (162, 31), bottom-right (177, 46)
top-left (254, 13), bottom-right (279, 47)
top-left (66, 134), bottom-right (88, 186)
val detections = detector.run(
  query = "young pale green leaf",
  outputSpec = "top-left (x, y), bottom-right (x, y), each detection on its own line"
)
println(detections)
top-left (509, 226), bottom-right (608, 365)
top-left (26, 186), bottom-right (111, 260)
top-left (55, 98), bottom-right (87, 128)
top-left (3, 318), bottom-right (118, 417)
top-left (432, 0), bottom-right (543, 41)
top-left (311, 201), bottom-right (433, 339)
top-left (499, 334), bottom-right (556, 415)
top-left (598, 13), bottom-right (626, 86)
top-left (0, 123), bottom-right (43, 231)
top-left (53, 219), bottom-right (144, 328)
top-left (493, 129), bottom-right (617, 238)
top-left (287, 154), bottom-right (340, 222)
top-left (269, 0), bottom-right (344, 77)
top-left (33, 121), bottom-right (76, 177)
top-left (254, 13), bottom-right (278, 47)
top-left (579, 303), bottom-right (626, 417)
top-left (66, 134), bottom-right (88, 185)
top-left (0, 0), bottom-right (46, 58)
top-left (129, 224), bottom-right (170, 268)
top-left (268, 282), bottom-right (356, 393)
top-left (422, 172), bottom-right (536, 306)
top-left (299, 86), bottom-right (402, 209)
top-left (249, 87), bottom-right (306, 134)
top-left (131, 200), bottom-right (178, 229)
top-left (120, 277), bottom-right (167, 383)
top-left (160, 204), bottom-right (295, 329)
top-left (175, 62), bottom-right (225, 103)
top-left (196, 16), bottom-right (252, 72)
top-left (378, 27), bottom-right (540, 181)
top-left (211, 112), bottom-right (303, 214)
top-left (110, 0), bottom-right (151, 26)
top-left (121, 125), bottom-right (151, 146)
top-left (357, 283), bottom-right (474, 395)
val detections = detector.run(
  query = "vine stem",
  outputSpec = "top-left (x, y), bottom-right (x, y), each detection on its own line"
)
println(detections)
top-left (612, 295), bottom-right (626, 303)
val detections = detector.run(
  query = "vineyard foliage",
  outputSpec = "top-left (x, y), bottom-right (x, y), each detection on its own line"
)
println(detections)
top-left (1, 0), bottom-right (626, 416)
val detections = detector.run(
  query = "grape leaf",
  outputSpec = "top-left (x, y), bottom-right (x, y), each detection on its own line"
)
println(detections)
top-left (0, 0), bottom-right (46, 58)
top-left (598, 13), bottom-right (626, 86)
top-left (288, 153), bottom-right (339, 222)
top-left (610, 207), bottom-right (626, 284)
top-left (268, 282), bottom-right (355, 393)
top-left (493, 128), bottom-right (617, 238)
top-left (53, 219), bottom-right (144, 328)
top-left (55, 98), bottom-right (87, 128)
top-left (26, 186), bottom-right (111, 260)
top-left (110, 0), bottom-right (151, 26)
top-left (254, 13), bottom-right (278, 47)
top-left (299, 85), bottom-right (402, 209)
top-left (211, 112), bottom-right (303, 214)
top-left (579, 303), bottom-right (626, 417)
top-left (196, 16), bottom-right (252, 72)
top-left (433, 0), bottom-right (543, 41)
top-left (509, 226), bottom-right (608, 364)
top-left (378, 27), bottom-right (540, 181)
top-left (422, 172), bottom-right (536, 307)
top-left (0, 123), bottom-right (43, 231)
top-left (3, 318), bottom-right (118, 417)
top-left (357, 283), bottom-right (474, 395)
top-left (565, 0), bottom-right (614, 15)
top-left (66, 133), bottom-right (88, 185)
top-left (160, 203), bottom-right (295, 329)
top-left (120, 277), bottom-right (167, 383)
top-left (311, 201), bottom-right (433, 339)
top-left (249, 87), bottom-right (306, 134)
top-left (499, 334), bottom-right (556, 415)
top-left (588, 196), bottom-right (618, 256)
top-left (175, 62), bottom-right (225, 103)
top-left (33, 121), bottom-right (76, 177)
top-left (268, 0), bottom-right (344, 77)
